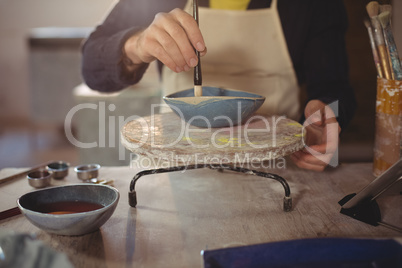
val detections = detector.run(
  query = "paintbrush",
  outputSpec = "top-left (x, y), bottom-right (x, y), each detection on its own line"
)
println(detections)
top-left (379, 4), bottom-right (392, 14)
top-left (364, 19), bottom-right (383, 78)
top-left (366, 1), bottom-right (393, 80)
top-left (193, 0), bottom-right (202, 97)
top-left (378, 11), bottom-right (402, 80)
top-left (0, 160), bottom-right (54, 185)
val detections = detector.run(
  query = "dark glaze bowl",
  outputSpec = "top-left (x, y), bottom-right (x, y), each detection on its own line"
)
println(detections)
top-left (17, 184), bottom-right (119, 236)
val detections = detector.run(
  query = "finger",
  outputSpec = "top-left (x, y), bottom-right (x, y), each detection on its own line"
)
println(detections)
top-left (154, 13), bottom-right (194, 69)
top-left (304, 108), bottom-right (323, 128)
top-left (172, 9), bottom-right (206, 53)
top-left (149, 40), bottom-right (180, 72)
top-left (303, 100), bottom-right (338, 128)
top-left (156, 30), bottom-right (188, 71)
top-left (135, 25), bottom-right (180, 72)
top-left (322, 123), bottom-right (340, 148)
top-left (140, 28), bottom-right (180, 72)
top-left (293, 149), bottom-right (331, 167)
top-left (304, 138), bottom-right (338, 154)
top-left (320, 104), bottom-right (338, 127)
top-left (290, 153), bottom-right (326, 172)
top-left (303, 123), bottom-right (323, 146)
top-left (290, 154), bottom-right (326, 172)
top-left (323, 104), bottom-right (337, 122)
top-left (164, 22), bottom-right (197, 68)
top-left (199, 46), bottom-right (207, 57)
top-left (304, 101), bottom-right (325, 127)
top-left (151, 17), bottom-right (189, 70)
top-left (304, 144), bottom-right (328, 154)
top-left (304, 119), bottom-right (339, 151)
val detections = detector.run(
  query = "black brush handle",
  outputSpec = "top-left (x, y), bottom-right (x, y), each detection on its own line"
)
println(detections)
top-left (193, 0), bottom-right (202, 86)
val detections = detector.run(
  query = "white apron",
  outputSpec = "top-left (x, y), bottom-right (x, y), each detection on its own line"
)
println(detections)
top-left (161, 0), bottom-right (300, 120)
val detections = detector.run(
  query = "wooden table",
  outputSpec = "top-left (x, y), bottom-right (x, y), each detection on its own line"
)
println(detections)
top-left (0, 162), bottom-right (400, 268)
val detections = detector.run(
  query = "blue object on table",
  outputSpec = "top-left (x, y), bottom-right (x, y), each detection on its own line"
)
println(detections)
top-left (202, 238), bottom-right (402, 268)
top-left (163, 87), bottom-right (265, 128)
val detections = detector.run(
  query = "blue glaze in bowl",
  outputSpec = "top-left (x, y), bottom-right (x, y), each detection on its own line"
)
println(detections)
top-left (163, 87), bottom-right (265, 128)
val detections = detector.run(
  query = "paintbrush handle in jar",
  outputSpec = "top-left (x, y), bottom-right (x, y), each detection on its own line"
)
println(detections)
top-left (370, 17), bottom-right (393, 80)
top-left (377, 45), bottom-right (393, 80)
top-left (381, 22), bottom-right (402, 80)
top-left (366, 24), bottom-right (383, 78)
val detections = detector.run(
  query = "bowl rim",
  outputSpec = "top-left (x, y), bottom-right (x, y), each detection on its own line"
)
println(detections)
top-left (17, 183), bottom-right (119, 218)
top-left (47, 161), bottom-right (70, 171)
top-left (74, 164), bottom-right (101, 173)
top-left (27, 170), bottom-right (52, 180)
top-left (163, 87), bottom-right (266, 101)
top-left (27, 176), bottom-right (51, 182)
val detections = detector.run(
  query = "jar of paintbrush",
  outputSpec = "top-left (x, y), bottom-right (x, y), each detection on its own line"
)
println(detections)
top-left (365, 2), bottom-right (402, 176)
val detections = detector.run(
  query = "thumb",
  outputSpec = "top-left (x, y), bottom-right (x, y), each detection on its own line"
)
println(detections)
top-left (304, 107), bottom-right (324, 127)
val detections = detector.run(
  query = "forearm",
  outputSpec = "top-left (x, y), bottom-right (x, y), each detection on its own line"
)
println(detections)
top-left (81, 26), bottom-right (149, 92)
top-left (81, 0), bottom-right (186, 92)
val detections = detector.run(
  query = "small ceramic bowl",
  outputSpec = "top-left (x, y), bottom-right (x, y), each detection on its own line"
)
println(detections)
top-left (163, 87), bottom-right (265, 128)
top-left (27, 169), bottom-right (52, 188)
top-left (74, 164), bottom-right (100, 181)
top-left (17, 184), bottom-right (119, 236)
top-left (47, 161), bottom-right (69, 180)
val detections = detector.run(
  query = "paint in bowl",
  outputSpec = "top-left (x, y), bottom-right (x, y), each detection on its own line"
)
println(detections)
top-left (163, 87), bottom-right (265, 128)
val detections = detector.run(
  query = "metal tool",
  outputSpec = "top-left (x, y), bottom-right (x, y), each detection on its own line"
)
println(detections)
top-left (85, 178), bottom-right (114, 186)
top-left (0, 160), bottom-right (55, 186)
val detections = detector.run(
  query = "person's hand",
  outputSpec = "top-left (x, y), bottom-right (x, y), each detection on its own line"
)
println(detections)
top-left (124, 8), bottom-right (207, 73)
top-left (290, 100), bottom-right (341, 171)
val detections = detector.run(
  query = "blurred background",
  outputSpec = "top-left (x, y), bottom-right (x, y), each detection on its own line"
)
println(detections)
top-left (0, 0), bottom-right (401, 169)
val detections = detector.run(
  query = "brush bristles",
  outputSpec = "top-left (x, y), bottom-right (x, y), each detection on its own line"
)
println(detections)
top-left (194, 85), bottom-right (202, 97)
top-left (378, 11), bottom-right (391, 28)
top-left (379, 4), bottom-right (392, 13)
top-left (364, 19), bottom-right (372, 29)
top-left (366, 1), bottom-right (379, 18)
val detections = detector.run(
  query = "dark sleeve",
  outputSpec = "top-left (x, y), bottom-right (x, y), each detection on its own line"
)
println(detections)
top-left (280, 0), bottom-right (356, 129)
top-left (301, 0), bottom-right (356, 129)
top-left (81, 0), bottom-right (186, 92)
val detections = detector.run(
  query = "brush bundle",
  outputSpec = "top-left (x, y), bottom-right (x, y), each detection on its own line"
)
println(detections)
top-left (365, 2), bottom-right (402, 80)
top-left (365, 1), bottom-right (402, 176)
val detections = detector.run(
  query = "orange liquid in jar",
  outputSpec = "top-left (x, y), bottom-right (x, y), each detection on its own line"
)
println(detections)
top-left (37, 201), bottom-right (104, 215)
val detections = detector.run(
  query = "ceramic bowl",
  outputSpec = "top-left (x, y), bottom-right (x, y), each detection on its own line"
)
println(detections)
top-left (47, 161), bottom-right (69, 180)
top-left (27, 169), bottom-right (52, 188)
top-left (163, 87), bottom-right (265, 128)
top-left (17, 184), bottom-right (119, 236)
top-left (74, 164), bottom-right (100, 181)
